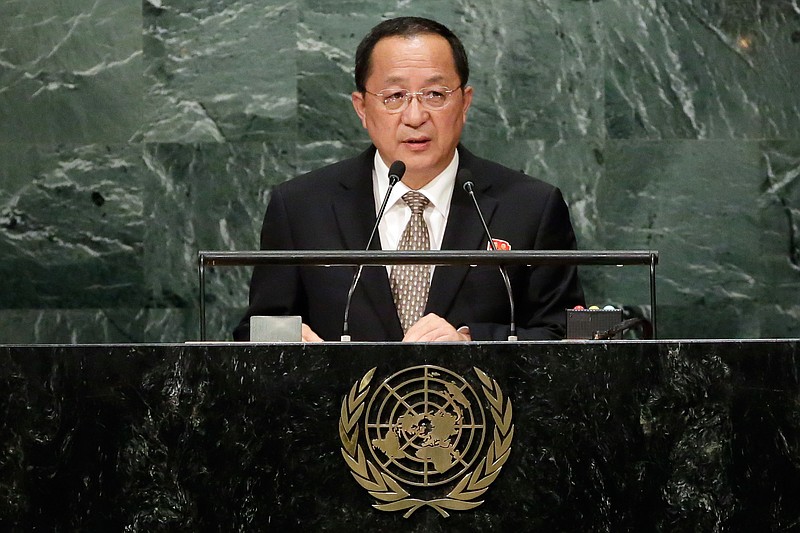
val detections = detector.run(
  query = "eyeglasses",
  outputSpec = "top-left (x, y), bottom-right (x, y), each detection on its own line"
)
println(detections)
top-left (364, 86), bottom-right (463, 113)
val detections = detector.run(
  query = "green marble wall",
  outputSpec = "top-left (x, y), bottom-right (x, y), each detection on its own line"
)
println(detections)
top-left (1, 0), bottom-right (798, 342)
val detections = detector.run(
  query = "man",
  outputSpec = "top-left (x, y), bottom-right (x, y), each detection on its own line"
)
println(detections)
top-left (233, 17), bottom-right (584, 342)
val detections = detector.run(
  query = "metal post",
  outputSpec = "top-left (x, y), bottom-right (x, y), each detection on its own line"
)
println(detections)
top-left (199, 253), bottom-right (206, 341)
top-left (650, 253), bottom-right (657, 339)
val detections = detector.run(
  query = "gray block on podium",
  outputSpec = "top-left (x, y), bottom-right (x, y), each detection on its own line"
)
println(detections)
top-left (249, 315), bottom-right (302, 342)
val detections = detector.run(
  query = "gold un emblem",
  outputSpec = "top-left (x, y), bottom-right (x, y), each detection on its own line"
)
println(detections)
top-left (339, 365), bottom-right (514, 518)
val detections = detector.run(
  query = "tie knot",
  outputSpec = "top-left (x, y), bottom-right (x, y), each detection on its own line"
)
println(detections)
top-left (402, 191), bottom-right (429, 214)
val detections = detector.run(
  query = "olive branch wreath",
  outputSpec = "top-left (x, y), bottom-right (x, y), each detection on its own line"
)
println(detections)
top-left (338, 366), bottom-right (514, 518)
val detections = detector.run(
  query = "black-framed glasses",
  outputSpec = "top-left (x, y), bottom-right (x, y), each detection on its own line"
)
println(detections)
top-left (364, 86), bottom-right (463, 113)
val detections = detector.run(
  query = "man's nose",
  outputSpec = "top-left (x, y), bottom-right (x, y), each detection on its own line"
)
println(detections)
top-left (401, 95), bottom-right (429, 126)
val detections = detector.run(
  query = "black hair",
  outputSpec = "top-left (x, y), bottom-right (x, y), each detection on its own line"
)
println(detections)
top-left (354, 16), bottom-right (469, 92)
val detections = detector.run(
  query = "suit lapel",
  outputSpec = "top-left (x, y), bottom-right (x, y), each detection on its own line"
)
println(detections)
top-left (329, 146), bottom-right (377, 250)
top-left (331, 147), bottom-right (403, 338)
top-left (426, 155), bottom-right (499, 317)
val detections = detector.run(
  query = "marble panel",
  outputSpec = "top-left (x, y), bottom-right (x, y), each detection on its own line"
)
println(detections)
top-left (758, 140), bottom-right (800, 337)
top-left (0, 309), bottom-right (146, 344)
top-left (296, 4), bottom-right (372, 143)
top-left (0, 0), bottom-right (143, 143)
top-left (603, 0), bottom-right (800, 139)
top-left (595, 139), bottom-right (800, 338)
top-left (142, 141), bottom-right (296, 341)
top-left (295, 139), bottom-right (368, 174)
top-left (0, 143), bottom-right (145, 309)
top-left (459, 0), bottom-right (604, 143)
top-left (143, 306), bottom-right (244, 343)
top-left (141, 0), bottom-right (297, 143)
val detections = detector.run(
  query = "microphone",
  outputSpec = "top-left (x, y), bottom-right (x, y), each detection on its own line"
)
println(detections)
top-left (457, 168), bottom-right (518, 341)
top-left (341, 160), bottom-right (406, 341)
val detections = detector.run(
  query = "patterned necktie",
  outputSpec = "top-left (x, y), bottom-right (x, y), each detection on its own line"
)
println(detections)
top-left (390, 191), bottom-right (432, 332)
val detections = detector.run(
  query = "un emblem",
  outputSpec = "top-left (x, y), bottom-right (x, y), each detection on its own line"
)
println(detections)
top-left (339, 366), bottom-right (514, 518)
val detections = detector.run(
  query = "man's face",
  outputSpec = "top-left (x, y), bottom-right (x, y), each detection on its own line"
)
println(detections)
top-left (352, 34), bottom-right (473, 188)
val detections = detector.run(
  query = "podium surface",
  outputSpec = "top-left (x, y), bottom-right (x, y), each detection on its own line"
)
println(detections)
top-left (1, 340), bottom-right (798, 530)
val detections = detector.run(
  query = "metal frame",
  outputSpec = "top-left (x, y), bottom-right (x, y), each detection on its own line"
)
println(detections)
top-left (198, 250), bottom-right (659, 341)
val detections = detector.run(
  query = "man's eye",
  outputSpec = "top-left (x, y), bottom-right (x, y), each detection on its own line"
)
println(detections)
top-left (385, 92), bottom-right (406, 101)
top-left (424, 90), bottom-right (446, 99)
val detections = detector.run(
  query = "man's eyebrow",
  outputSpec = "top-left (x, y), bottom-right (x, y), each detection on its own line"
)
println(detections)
top-left (424, 75), bottom-right (447, 84)
top-left (383, 76), bottom-right (408, 86)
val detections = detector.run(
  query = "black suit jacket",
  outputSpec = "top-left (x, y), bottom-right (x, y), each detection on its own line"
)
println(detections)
top-left (233, 145), bottom-right (584, 341)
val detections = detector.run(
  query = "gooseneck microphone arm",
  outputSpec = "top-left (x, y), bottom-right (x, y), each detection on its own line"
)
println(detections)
top-left (458, 169), bottom-right (518, 341)
top-left (341, 160), bottom-right (406, 341)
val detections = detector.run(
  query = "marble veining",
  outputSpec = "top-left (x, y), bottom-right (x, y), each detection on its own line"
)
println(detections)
top-left (0, 0), bottom-right (798, 342)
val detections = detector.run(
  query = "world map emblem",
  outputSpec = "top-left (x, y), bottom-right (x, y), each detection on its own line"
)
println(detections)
top-left (339, 365), bottom-right (514, 518)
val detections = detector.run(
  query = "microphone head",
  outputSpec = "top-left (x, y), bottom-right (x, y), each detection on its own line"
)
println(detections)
top-left (388, 160), bottom-right (406, 185)
top-left (456, 168), bottom-right (474, 192)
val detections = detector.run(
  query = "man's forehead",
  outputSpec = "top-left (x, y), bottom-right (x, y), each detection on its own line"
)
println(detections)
top-left (372, 33), bottom-right (452, 58)
top-left (369, 35), bottom-right (458, 83)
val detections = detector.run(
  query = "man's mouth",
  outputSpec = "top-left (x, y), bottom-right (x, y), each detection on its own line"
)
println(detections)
top-left (403, 138), bottom-right (431, 146)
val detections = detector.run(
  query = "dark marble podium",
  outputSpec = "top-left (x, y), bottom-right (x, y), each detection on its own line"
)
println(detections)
top-left (1, 341), bottom-right (799, 531)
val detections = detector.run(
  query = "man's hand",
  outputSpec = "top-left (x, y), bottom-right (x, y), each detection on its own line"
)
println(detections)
top-left (302, 323), bottom-right (324, 343)
top-left (402, 313), bottom-right (471, 342)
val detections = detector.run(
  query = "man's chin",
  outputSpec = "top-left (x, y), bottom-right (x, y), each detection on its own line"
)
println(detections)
top-left (399, 162), bottom-right (450, 187)
top-left (397, 148), bottom-right (438, 167)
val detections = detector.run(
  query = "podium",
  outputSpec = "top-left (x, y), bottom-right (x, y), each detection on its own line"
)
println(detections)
top-left (1, 340), bottom-right (799, 530)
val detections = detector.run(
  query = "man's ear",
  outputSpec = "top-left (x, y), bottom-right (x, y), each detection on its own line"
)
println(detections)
top-left (461, 85), bottom-right (474, 121)
top-left (351, 91), bottom-right (368, 128)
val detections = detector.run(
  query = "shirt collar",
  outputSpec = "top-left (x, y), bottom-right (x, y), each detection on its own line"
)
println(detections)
top-left (373, 150), bottom-right (459, 217)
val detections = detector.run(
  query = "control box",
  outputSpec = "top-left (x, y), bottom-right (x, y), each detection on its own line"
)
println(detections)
top-left (566, 308), bottom-right (623, 339)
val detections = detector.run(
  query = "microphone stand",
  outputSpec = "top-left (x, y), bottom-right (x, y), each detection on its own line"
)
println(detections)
top-left (460, 172), bottom-right (518, 341)
top-left (341, 163), bottom-right (404, 341)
